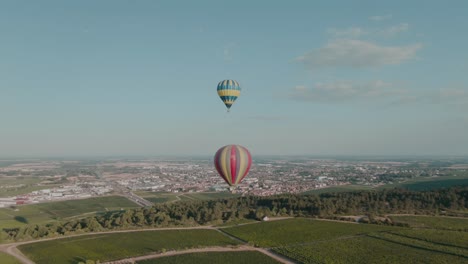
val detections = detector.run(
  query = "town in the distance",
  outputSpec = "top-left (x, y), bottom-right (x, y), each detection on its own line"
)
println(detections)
top-left (1, 157), bottom-right (466, 208)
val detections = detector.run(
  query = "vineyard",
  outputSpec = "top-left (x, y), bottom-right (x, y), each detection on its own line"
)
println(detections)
top-left (224, 218), bottom-right (468, 263)
top-left (136, 251), bottom-right (281, 264)
top-left (223, 218), bottom-right (398, 247)
top-left (0, 252), bottom-right (21, 264)
top-left (273, 235), bottom-right (467, 264)
top-left (389, 215), bottom-right (468, 231)
top-left (18, 229), bottom-right (240, 264)
top-left (390, 228), bottom-right (468, 248)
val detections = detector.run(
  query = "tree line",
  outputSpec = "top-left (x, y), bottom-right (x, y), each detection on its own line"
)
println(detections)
top-left (3, 186), bottom-right (467, 241)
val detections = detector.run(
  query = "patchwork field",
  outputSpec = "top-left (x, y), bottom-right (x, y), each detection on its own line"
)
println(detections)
top-left (18, 229), bottom-right (240, 264)
top-left (0, 196), bottom-right (138, 230)
top-left (0, 177), bottom-right (57, 197)
top-left (302, 174), bottom-right (468, 194)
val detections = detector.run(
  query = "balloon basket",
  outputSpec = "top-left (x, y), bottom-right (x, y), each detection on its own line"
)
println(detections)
top-left (228, 187), bottom-right (237, 194)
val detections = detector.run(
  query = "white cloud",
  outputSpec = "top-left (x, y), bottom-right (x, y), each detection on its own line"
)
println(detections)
top-left (369, 14), bottom-right (392, 21)
top-left (327, 27), bottom-right (368, 38)
top-left (295, 39), bottom-right (422, 69)
top-left (290, 80), bottom-right (404, 102)
top-left (378, 23), bottom-right (409, 37)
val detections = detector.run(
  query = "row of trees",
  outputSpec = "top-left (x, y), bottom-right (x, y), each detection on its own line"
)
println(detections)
top-left (3, 186), bottom-right (467, 241)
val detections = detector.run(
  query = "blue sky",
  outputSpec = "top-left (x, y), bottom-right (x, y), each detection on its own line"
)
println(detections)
top-left (1, 1), bottom-right (467, 157)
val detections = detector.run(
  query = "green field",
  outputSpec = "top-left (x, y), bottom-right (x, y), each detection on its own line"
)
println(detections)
top-left (224, 218), bottom-right (468, 263)
top-left (135, 191), bottom-right (240, 204)
top-left (0, 196), bottom-right (138, 230)
top-left (275, 234), bottom-right (467, 264)
top-left (389, 215), bottom-right (468, 231)
top-left (380, 175), bottom-right (468, 191)
top-left (223, 218), bottom-right (397, 247)
top-left (18, 229), bottom-right (240, 264)
top-left (302, 185), bottom-right (373, 194)
top-left (182, 192), bottom-right (240, 200)
top-left (137, 251), bottom-right (281, 264)
top-left (389, 228), bottom-right (468, 249)
top-left (0, 252), bottom-right (21, 264)
top-left (134, 192), bottom-right (181, 203)
top-left (0, 177), bottom-right (58, 197)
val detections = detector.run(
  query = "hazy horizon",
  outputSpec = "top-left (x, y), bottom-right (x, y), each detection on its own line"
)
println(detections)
top-left (1, 1), bottom-right (467, 157)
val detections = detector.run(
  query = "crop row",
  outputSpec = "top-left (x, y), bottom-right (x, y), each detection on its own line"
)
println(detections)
top-left (273, 235), bottom-right (467, 264)
top-left (223, 218), bottom-right (397, 247)
top-left (19, 229), bottom-right (240, 264)
top-left (368, 232), bottom-right (468, 258)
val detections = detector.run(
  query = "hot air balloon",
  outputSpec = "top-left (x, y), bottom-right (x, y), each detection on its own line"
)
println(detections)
top-left (214, 144), bottom-right (252, 187)
top-left (217, 80), bottom-right (241, 112)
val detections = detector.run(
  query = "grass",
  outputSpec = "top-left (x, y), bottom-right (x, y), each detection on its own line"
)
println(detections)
top-left (137, 251), bottom-right (281, 264)
top-left (18, 229), bottom-right (240, 264)
top-left (389, 215), bottom-right (468, 231)
top-left (0, 252), bottom-right (21, 264)
top-left (0, 196), bottom-right (138, 230)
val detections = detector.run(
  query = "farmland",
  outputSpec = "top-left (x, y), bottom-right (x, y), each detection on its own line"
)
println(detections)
top-left (302, 185), bottom-right (373, 194)
top-left (0, 252), bottom-right (21, 264)
top-left (223, 218), bottom-right (468, 263)
top-left (18, 229), bottom-right (240, 264)
top-left (134, 192), bottom-right (180, 203)
top-left (0, 177), bottom-right (57, 197)
top-left (274, 234), bottom-right (467, 264)
top-left (0, 196), bottom-right (138, 230)
top-left (222, 218), bottom-right (397, 247)
top-left (379, 174), bottom-right (468, 191)
top-left (137, 251), bottom-right (281, 264)
top-left (389, 215), bottom-right (468, 231)
top-left (389, 228), bottom-right (468, 249)
top-left (135, 191), bottom-right (240, 204)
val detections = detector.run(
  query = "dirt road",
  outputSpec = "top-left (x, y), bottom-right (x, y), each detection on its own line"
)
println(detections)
top-left (0, 224), bottom-right (296, 264)
top-left (102, 246), bottom-right (295, 264)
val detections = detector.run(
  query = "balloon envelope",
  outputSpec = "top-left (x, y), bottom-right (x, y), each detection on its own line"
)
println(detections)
top-left (214, 145), bottom-right (252, 186)
top-left (217, 80), bottom-right (241, 110)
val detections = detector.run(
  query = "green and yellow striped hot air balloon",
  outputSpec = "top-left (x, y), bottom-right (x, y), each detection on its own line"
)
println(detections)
top-left (217, 79), bottom-right (241, 112)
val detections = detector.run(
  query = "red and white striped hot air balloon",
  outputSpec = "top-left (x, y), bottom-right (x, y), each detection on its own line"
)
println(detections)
top-left (214, 145), bottom-right (252, 186)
